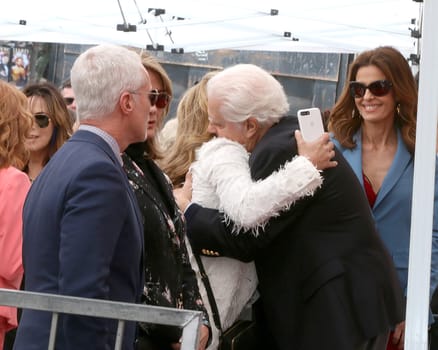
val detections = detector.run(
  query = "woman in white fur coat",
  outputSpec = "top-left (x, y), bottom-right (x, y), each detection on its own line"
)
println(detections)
top-left (161, 73), bottom-right (336, 349)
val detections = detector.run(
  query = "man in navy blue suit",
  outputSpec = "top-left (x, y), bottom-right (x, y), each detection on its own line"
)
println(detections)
top-left (14, 44), bottom-right (154, 350)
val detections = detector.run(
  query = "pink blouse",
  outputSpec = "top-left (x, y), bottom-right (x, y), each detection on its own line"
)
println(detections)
top-left (0, 167), bottom-right (30, 347)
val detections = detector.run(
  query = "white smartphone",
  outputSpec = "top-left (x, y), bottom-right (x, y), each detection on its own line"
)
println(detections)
top-left (297, 107), bottom-right (325, 142)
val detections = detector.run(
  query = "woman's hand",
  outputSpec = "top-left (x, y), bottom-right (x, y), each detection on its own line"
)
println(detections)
top-left (295, 130), bottom-right (337, 170)
top-left (391, 321), bottom-right (405, 349)
top-left (197, 325), bottom-right (210, 350)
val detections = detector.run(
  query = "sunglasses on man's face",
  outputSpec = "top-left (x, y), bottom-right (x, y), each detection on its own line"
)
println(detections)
top-left (349, 80), bottom-right (393, 98)
top-left (64, 97), bottom-right (75, 105)
top-left (148, 89), bottom-right (170, 109)
top-left (34, 113), bottom-right (50, 128)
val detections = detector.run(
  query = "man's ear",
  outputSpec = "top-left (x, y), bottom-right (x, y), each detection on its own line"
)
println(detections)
top-left (245, 117), bottom-right (259, 138)
top-left (119, 92), bottom-right (134, 114)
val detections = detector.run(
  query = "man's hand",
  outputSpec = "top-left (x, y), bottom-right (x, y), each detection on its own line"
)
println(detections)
top-left (295, 130), bottom-right (337, 170)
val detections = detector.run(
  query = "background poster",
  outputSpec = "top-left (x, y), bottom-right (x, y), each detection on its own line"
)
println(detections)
top-left (10, 46), bottom-right (31, 87)
top-left (0, 46), bottom-right (11, 82)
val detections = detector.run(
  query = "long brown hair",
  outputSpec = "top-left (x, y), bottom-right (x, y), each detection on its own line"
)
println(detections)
top-left (160, 71), bottom-right (218, 187)
top-left (328, 46), bottom-right (417, 154)
top-left (22, 82), bottom-right (72, 165)
top-left (0, 81), bottom-right (32, 170)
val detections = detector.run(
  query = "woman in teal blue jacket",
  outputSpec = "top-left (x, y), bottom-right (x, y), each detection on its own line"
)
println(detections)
top-left (328, 46), bottom-right (438, 350)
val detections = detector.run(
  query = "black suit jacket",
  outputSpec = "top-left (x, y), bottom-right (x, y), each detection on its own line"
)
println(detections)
top-left (186, 116), bottom-right (404, 350)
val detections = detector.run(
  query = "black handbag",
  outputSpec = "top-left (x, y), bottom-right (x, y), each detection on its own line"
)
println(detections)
top-left (219, 319), bottom-right (257, 350)
top-left (194, 254), bottom-right (258, 350)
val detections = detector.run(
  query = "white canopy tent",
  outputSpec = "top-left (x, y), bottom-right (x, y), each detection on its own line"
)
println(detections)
top-left (0, 0), bottom-right (420, 56)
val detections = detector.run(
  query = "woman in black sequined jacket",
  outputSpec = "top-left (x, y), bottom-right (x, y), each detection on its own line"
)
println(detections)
top-left (123, 53), bottom-right (210, 350)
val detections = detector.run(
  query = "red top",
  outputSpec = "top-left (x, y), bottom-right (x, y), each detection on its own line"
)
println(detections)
top-left (363, 172), bottom-right (377, 208)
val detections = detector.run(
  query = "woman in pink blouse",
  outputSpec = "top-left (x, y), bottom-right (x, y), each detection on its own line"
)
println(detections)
top-left (0, 80), bottom-right (32, 348)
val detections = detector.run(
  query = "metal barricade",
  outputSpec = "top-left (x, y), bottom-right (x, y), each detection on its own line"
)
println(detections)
top-left (0, 288), bottom-right (201, 350)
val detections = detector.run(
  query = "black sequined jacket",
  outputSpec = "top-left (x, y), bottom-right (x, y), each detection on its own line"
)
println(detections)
top-left (123, 143), bottom-right (209, 346)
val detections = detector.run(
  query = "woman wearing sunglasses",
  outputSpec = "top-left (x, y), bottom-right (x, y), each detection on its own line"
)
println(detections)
top-left (328, 46), bottom-right (438, 350)
top-left (122, 53), bottom-right (211, 350)
top-left (22, 82), bottom-right (72, 182)
top-left (0, 80), bottom-right (31, 349)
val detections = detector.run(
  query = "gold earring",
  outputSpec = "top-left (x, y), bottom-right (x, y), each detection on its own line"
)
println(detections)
top-left (396, 103), bottom-right (406, 121)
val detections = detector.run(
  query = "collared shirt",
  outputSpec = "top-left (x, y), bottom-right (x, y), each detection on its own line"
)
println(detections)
top-left (78, 124), bottom-right (123, 166)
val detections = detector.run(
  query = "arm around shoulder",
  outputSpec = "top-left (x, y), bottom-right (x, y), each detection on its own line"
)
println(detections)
top-left (192, 138), bottom-right (322, 234)
top-left (185, 203), bottom-right (264, 262)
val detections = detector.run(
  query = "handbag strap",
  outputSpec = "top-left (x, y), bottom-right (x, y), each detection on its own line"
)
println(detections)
top-left (193, 253), bottom-right (223, 332)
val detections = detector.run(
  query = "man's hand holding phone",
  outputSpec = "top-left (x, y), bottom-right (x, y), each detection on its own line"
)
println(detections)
top-left (295, 130), bottom-right (337, 170)
top-left (295, 130), bottom-right (337, 171)
top-left (296, 107), bottom-right (337, 170)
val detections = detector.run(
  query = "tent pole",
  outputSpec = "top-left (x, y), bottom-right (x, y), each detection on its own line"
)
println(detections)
top-left (405, 0), bottom-right (438, 348)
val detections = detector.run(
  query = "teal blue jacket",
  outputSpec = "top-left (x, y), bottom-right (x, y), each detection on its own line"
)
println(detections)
top-left (332, 128), bottom-right (438, 323)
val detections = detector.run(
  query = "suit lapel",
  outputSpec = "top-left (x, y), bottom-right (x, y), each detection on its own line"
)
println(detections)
top-left (373, 130), bottom-right (412, 209)
top-left (122, 154), bottom-right (175, 221)
top-left (118, 161), bottom-right (145, 235)
top-left (147, 159), bottom-right (176, 212)
top-left (336, 129), bottom-right (412, 210)
top-left (336, 132), bottom-right (364, 187)
top-left (73, 131), bottom-right (144, 240)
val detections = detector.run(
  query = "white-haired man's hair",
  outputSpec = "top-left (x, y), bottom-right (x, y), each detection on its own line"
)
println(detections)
top-left (71, 45), bottom-right (147, 121)
top-left (206, 64), bottom-right (289, 125)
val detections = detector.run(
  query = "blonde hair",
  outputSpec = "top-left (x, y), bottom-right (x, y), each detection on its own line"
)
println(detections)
top-left (0, 81), bottom-right (32, 170)
top-left (140, 52), bottom-right (173, 160)
top-left (160, 71), bottom-right (218, 187)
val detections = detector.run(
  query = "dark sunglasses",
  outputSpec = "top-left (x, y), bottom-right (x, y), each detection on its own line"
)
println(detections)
top-left (148, 89), bottom-right (170, 109)
top-left (64, 97), bottom-right (75, 105)
top-left (34, 113), bottom-right (50, 128)
top-left (349, 80), bottom-right (393, 98)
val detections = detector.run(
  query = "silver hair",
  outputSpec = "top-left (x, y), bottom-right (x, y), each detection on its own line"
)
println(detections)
top-left (71, 45), bottom-right (147, 121)
top-left (206, 64), bottom-right (289, 125)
